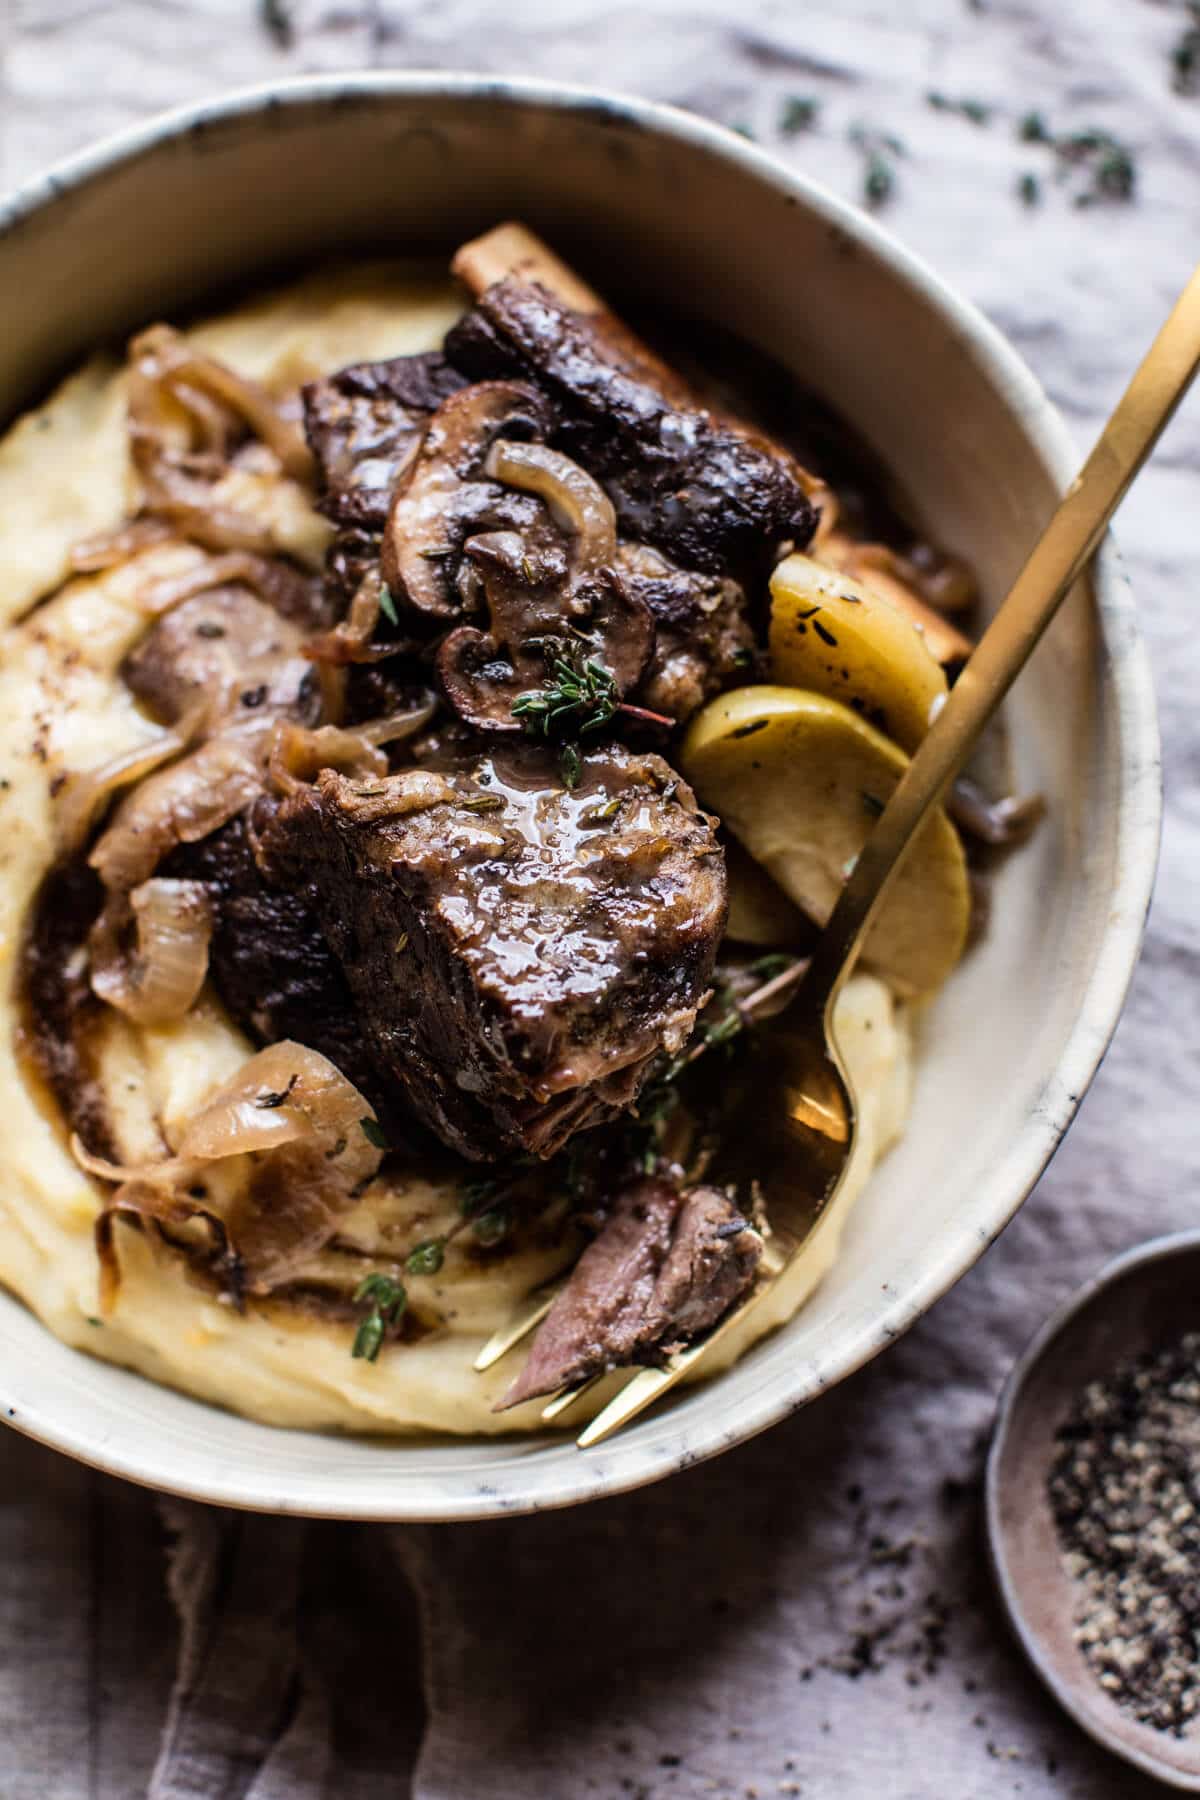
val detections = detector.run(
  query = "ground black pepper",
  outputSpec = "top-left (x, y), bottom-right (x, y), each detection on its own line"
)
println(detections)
top-left (1047, 1329), bottom-right (1200, 1735)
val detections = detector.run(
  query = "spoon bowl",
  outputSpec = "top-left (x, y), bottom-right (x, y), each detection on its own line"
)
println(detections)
top-left (986, 1231), bottom-right (1200, 1791)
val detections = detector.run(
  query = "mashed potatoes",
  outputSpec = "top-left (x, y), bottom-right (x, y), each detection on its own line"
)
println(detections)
top-left (0, 265), bottom-right (912, 1434)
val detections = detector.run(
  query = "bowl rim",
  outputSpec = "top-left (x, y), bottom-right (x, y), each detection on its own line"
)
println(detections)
top-left (985, 1231), bottom-right (1200, 1791)
top-left (0, 71), bottom-right (1162, 1520)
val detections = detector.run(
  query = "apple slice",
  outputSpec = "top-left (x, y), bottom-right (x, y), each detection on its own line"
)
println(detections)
top-left (769, 553), bottom-right (949, 753)
top-left (682, 685), bottom-right (969, 996)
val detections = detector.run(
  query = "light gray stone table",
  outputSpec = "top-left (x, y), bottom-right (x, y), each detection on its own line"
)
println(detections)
top-left (1, 2), bottom-right (1198, 1795)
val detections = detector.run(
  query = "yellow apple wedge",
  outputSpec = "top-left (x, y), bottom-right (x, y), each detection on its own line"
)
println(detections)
top-left (683, 685), bottom-right (969, 996)
top-left (769, 553), bottom-right (949, 753)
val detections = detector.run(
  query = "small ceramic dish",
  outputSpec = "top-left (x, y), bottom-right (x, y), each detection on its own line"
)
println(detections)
top-left (0, 74), bottom-right (1160, 1519)
top-left (987, 1232), bottom-right (1200, 1791)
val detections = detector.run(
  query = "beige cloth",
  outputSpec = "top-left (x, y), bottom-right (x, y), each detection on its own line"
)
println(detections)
top-left (2, 0), bottom-right (1199, 1794)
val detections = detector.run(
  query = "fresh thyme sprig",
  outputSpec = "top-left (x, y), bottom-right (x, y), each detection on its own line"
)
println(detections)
top-left (511, 650), bottom-right (673, 787)
top-left (351, 1273), bottom-right (407, 1362)
top-left (512, 654), bottom-right (620, 737)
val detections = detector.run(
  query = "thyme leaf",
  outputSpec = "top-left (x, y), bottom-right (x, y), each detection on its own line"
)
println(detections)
top-left (351, 1273), bottom-right (407, 1362)
top-left (926, 92), bottom-right (991, 125)
top-left (779, 95), bottom-right (820, 136)
top-left (406, 1239), bottom-right (445, 1277)
top-left (560, 744), bottom-right (582, 790)
top-left (378, 584), bottom-right (400, 627)
top-left (259, 0), bottom-right (294, 49)
top-left (848, 126), bottom-right (904, 210)
top-left (1173, 6), bottom-right (1200, 95)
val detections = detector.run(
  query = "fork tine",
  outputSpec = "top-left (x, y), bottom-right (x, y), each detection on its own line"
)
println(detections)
top-left (576, 1272), bottom-right (780, 1447)
top-left (541, 1375), bottom-right (601, 1421)
top-left (575, 1357), bottom-right (697, 1446)
top-left (473, 1284), bottom-right (561, 1371)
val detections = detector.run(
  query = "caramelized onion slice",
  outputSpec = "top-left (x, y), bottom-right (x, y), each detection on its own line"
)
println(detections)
top-left (56, 711), bottom-right (203, 856)
top-left (89, 878), bottom-right (213, 1027)
top-left (357, 699), bottom-right (438, 746)
top-left (267, 720), bottom-right (388, 795)
top-left (484, 439), bottom-right (617, 572)
top-left (131, 436), bottom-right (281, 557)
top-left (89, 727), bottom-right (267, 891)
top-left (70, 518), bottom-right (175, 573)
top-left (131, 326), bottom-right (314, 483)
top-left (137, 549), bottom-right (316, 621)
top-left (72, 1043), bottom-right (385, 1304)
top-left (304, 568), bottom-right (397, 665)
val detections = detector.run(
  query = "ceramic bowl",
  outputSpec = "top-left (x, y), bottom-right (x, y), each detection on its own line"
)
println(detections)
top-left (987, 1233), bottom-right (1200, 1790)
top-left (0, 75), bottom-right (1160, 1519)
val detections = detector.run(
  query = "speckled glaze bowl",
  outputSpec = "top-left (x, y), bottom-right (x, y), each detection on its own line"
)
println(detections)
top-left (0, 75), bottom-right (1160, 1520)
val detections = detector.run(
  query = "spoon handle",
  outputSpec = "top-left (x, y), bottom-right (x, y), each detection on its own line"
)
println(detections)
top-left (803, 259), bottom-right (1200, 1017)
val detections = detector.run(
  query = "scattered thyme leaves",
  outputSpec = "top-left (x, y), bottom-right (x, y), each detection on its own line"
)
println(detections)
top-left (512, 652), bottom-right (619, 739)
top-left (259, 0), bottom-right (295, 49)
top-left (1062, 129), bottom-right (1136, 205)
top-left (360, 1116), bottom-right (388, 1151)
top-left (351, 1273), bottom-right (406, 1362)
top-left (1016, 115), bottom-right (1136, 207)
top-left (1018, 171), bottom-right (1041, 207)
top-left (926, 92), bottom-right (991, 125)
top-left (1172, 5), bottom-right (1200, 95)
top-left (459, 793), bottom-right (506, 813)
top-left (731, 645), bottom-right (756, 669)
top-left (406, 1239), bottom-right (445, 1277)
top-left (848, 126), bottom-right (904, 210)
top-left (732, 121), bottom-right (757, 141)
top-left (378, 584), bottom-right (400, 627)
top-left (779, 95), bottom-right (820, 136)
top-left (560, 744), bottom-right (582, 790)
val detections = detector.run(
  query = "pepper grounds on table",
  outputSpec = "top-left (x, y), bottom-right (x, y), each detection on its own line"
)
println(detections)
top-left (1047, 1329), bottom-right (1200, 1736)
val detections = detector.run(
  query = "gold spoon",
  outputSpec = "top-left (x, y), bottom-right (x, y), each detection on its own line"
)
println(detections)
top-left (570, 259), bottom-right (1200, 1449)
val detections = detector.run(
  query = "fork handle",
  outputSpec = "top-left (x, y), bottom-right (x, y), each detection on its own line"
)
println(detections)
top-left (802, 259), bottom-right (1200, 1019)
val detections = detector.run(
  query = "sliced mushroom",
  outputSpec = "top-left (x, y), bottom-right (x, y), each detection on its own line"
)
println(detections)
top-left (380, 380), bottom-right (553, 621)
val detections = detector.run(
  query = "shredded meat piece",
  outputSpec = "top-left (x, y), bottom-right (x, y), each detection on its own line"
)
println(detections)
top-left (499, 1178), bottom-right (761, 1406)
top-left (614, 541), bottom-right (755, 721)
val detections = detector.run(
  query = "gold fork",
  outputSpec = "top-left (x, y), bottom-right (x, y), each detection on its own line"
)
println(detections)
top-left (480, 257), bottom-right (1200, 1449)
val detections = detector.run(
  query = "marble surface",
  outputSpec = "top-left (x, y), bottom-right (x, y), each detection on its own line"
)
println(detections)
top-left (1, 2), bottom-right (1199, 1797)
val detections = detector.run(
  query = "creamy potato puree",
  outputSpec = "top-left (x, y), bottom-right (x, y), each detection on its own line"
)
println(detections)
top-left (0, 264), bottom-right (912, 1434)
